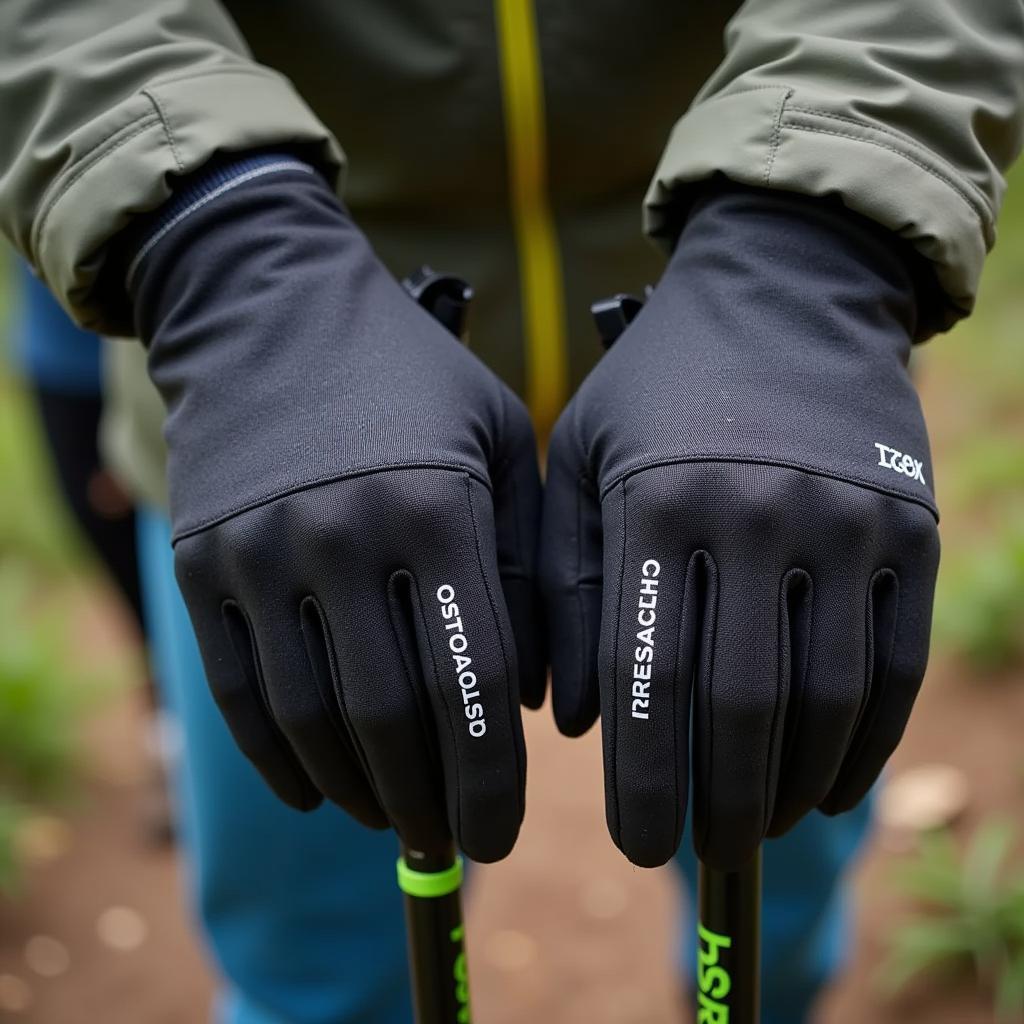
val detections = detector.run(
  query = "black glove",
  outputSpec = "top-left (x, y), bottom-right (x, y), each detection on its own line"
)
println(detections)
top-left (541, 185), bottom-right (940, 870)
top-left (128, 156), bottom-right (544, 863)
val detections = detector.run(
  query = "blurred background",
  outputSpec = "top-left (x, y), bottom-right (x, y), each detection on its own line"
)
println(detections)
top-left (0, 164), bottom-right (1022, 1023)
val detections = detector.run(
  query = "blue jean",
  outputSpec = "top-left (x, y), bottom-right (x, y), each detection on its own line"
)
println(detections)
top-left (137, 509), bottom-right (871, 1024)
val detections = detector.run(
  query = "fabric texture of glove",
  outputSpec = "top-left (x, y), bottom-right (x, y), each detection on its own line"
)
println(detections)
top-left (127, 156), bottom-right (544, 863)
top-left (541, 184), bottom-right (940, 870)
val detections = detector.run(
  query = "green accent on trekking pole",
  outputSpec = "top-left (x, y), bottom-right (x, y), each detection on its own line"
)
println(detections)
top-left (697, 849), bottom-right (762, 1024)
top-left (396, 856), bottom-right (464, 898)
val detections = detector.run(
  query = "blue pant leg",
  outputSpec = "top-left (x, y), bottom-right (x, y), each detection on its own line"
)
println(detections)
top-left (136, 509), bottom-right (412, 1024)
top-left (674, 802), bottom-right (872, 1024)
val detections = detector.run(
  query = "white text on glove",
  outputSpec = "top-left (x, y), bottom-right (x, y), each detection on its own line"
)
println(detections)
top-left (631, 560), bottom-right (661, 721)
top-left (874, 442), bottom-right (926, 485)
top-left (437, 585), bottom-right (487, 738)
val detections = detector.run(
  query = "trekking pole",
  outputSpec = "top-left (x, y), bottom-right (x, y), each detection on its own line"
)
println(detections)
top-left (697, 850), bottom-right (762, 1023)
top-left (398, 267), bottom-right (475, 1024)
top-left (589, 293), bottom-right (764, 1023)
top-left (398, 843), bottom-right (471, 1024)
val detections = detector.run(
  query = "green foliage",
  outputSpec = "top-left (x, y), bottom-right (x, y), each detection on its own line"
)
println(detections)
top-left (0, 373), bottom-right (85, 570)
top-left (0, 563), bottom-right (107, 893)
top-left (0, 794), bottom-right (23, 893)
top-left (945, 439), bottom-right (1024, 510)
top-left (0, 247), bottom-right (107, 892)
top-left (0, 253), bottom-right (136, 900)
top-left (922, 162), bottom-right (1024, 674)
top-left (883, 820), bottom-right (1024, 1021)
top-left (0, 572), bottom-right (84, 799)
top-left (933, 514), bottom-right (1024, 672)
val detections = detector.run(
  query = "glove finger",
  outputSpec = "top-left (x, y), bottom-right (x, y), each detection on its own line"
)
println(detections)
top-left (319, 573), bottom-right (453, 856)
top-left (406, 473), bottom-right (528, 863)
top-left (692, 553), bottom-right (787, 871)
top-left (540, 409), bottom-right (603, 736)
top-left (493, 391), bottom-right (547, 710)
top-left (679, 460), bottom-right (806, 876)
top-left (311, 468), bottom-right (526, 863)
top-left (767, 569), bottom-right (868, 837)
top-left (173, 544), bottom-right (321, 812)
top-left (243, 593), bottom-right (390, 830)
top-left (598, 472), bottom-right (694, 868)
top-left (821, 505), bottom-right (939, 814)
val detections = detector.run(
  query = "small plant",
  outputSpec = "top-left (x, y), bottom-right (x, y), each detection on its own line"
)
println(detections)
top-left (933, 514), bottom-right (1024, 672)
top-left (882, 819), bottom-right (1024, 1022)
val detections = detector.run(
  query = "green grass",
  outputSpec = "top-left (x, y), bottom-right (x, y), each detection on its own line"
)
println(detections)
top-left (883, 820), bottom-right (1024, 1021)
top-left (0, 563), bottom-right (105, 891)
top-left (933, 515), bottom-right (1024, 671)
top-left (0, 567), bottom-right (95, 799)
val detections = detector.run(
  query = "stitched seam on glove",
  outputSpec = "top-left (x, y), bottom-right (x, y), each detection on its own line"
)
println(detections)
top-left (228, 598), bottom-right (319, 807)
top-left (172, 462), bottom-right (494, 544)
top-left (465, 474), bottom-right (525, 823)
top-left (842, 573), bottom-right (902, 781)
top-left (668, 559), bottom-right (684, 847)
top-left (609, 480), bottom-right (628, 845)
top-left (306, 598), bottom-right (389, 815)
top-left (601, 455), bottom-right (938, 520)
top-left (762, 576), bottom-right (788, 838)
top-left (696, 552), bottom-right (720, 855)
top-left (572, 472), bottom-right (588, 719)
top-left (776, 571), bottom-right (816, 786)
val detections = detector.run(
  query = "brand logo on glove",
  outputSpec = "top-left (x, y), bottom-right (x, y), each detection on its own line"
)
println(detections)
top-left (874, 443), bottom-right (926, 486)
top-left (436, 585), bottom-right (487, 738)
top-left (631, 560), bottom-right (661, 721)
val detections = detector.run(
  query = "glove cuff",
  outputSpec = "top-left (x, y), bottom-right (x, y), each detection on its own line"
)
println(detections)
top-left (678, 181), bottom-right (946, 341)
top-left (122, 151), bottom-right (319, 292)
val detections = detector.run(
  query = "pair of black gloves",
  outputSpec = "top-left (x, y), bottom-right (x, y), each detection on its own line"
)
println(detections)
top-left (125, 156), bottom-right (939, 870)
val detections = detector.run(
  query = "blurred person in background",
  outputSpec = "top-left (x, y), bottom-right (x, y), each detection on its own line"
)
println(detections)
top-left (1, 3), bottom-right (1021, 1023)
top-left (11, 262), bottom-right (175, 846)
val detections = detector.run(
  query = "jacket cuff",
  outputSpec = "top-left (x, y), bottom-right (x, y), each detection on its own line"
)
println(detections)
top-left (643, 86), bottom-right (995, 334)
top-left (31, 66), bottom-right (345, 337)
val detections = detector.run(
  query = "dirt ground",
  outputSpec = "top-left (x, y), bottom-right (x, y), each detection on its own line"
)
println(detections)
top-left (1, 631), bottom-right (1021, 1023)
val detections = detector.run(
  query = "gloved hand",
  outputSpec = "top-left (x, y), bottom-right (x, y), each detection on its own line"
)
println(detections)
top-left (127, 155), bottom-right (544, 863)
top-left (541, 185), bottom-right (940, 870)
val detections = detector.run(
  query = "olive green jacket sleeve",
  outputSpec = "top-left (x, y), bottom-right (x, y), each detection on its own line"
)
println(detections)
top-left (644, 0), bottom-right (1024, 331)
top-left (0, 0), bottom-right (344, 336)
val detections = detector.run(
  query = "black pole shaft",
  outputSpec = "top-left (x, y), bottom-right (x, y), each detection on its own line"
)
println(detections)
top-left (696, 848), bottom-right (762, 1024)
top-left (399, 843), bottom-right (471, 1024)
